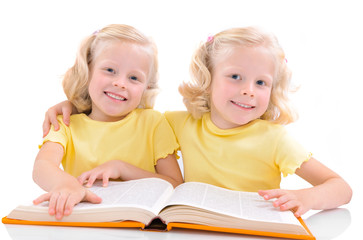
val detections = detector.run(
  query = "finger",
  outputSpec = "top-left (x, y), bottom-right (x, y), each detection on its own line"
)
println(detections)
top-left (293, 205), bottom-right (307, 218)
top-left (260, 189), bottom-right (285, 200)
top-left (49, 111), bottom-right (60, 131)
top-left (64, 195), bottom-right (81, 216)
top-left (55, 193), bottom-right (68, 220)
top-left (62, 106), bottom-right (71, 126)
top-left (86, 173), bottom-right (99, 188)
top-left (102, 173), bottom-right (110, 187)
top-left (272, 193), bottom-right (293, 208)
top-left (42, 115), bottom-right (51, 137)
top-left (33, 192), bottom-right (51, 205)
top-left (77, 172), bottom-right (90, 185)
top-left (84, 190), bottom-right (102, 204)
top-left (277, 199), bottom-right (300, 212)
top-left (48, 193), bottom-right (60, 216)
top-left (258, 190), bottom-right (269, 198)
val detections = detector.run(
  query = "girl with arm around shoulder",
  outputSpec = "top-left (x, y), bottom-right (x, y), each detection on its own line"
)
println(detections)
top-left (33, 24), bottom-right (183, 220)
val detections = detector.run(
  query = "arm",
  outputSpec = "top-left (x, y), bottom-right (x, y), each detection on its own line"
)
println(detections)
top-left (33, 142), bottom-right (101, 219)
top-left (78, 153), bottom-right (184, 188)
top-left (43, 100), bottom-right (77, 137)
top-left (258, 157), bottom-right (352, 217)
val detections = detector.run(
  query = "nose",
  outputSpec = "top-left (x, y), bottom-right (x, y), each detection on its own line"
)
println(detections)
top-left (240, 81), bottom-right (255, 97)
top-left (112, 76), bottom-right (127, 89)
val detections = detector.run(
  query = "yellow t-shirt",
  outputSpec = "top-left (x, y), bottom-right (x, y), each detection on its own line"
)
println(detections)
top-left (42, 109), bottom-right (179, 177)
top-left (165, 111), bottom-right (311, 192)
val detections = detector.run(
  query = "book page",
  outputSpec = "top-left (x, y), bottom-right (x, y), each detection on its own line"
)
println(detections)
top-left (31, 178), bottom-right (174, 215)
top-left (164, 182), bottom-right (300, 225)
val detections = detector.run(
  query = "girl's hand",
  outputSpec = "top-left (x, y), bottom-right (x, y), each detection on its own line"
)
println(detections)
top-left (78, 160), bottom-right (124, 188)
top-left (33, 184), bottom-right (102, 220)
top-left (258, 189), bottom-right (312, 218)
top-left (42, 100), bottom-right (76, 137)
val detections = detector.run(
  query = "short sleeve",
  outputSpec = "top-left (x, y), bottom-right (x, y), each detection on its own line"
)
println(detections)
top-left (164, 111), bottom-right (190, 141)
top-left (153, 115), bottom-right (180, 163)
top-left (274, 128), bottom-right (312, 177)
top-left (39, 116), bottom-right (68, 152)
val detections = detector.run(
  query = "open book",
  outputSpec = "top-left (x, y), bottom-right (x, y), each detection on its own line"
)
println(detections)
top-left (3, 178), bottom-right (315, 240)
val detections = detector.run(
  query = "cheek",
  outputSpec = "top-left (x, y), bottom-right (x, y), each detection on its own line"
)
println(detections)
top-left (260, 90), bottom-right (272, 110)
top-left (134, 85), bottom-right (147, 101)
top-left (87, 82), bottom-right (95, 99)
top-left (88, 79), bottom-right (100, 99)
top-left (88, 73), bottom-right (102, 90)
top-left (210, 80), bottom-right (230, 101)
top-left (210, 86), bottom-right (221, 108)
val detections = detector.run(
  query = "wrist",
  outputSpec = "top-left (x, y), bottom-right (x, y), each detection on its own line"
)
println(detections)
top-left (111, 160), bottom-right (126, 180)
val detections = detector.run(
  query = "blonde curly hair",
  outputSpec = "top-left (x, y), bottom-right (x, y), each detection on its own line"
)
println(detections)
top-left (179, 26), bottom-right (297, 125)
top-left (62, 24), bottom-right (159, 113)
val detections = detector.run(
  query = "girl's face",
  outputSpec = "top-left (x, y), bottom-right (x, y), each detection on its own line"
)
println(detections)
top-left (88, 41), bottom-right (150, 122)
top-left (209, 46), bottom-right (275, 129)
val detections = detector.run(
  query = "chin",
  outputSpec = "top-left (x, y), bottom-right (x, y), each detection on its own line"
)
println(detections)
top-left (233, 118), bottom-right (254, 127)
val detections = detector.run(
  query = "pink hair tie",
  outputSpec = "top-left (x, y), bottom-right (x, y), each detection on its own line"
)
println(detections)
top-left (207, 35), bottom-right (214, 43)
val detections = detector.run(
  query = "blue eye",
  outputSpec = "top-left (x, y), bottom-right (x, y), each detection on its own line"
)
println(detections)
top-left (130, 76), bottom-right (138, 81)
top-left (106, 68), bottom-right (116, 74)
top-left (231, 74), bottom-right (241, 80)
top-left (256, 80), bottom-right (265, 86)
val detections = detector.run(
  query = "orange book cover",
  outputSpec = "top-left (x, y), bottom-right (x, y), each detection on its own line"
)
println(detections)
top-left (2, 216), bottom-right (144, 229)
top-left (166, 217), bottom-right (315, 240)
top-left (3, 216), bottom-right (315, 239)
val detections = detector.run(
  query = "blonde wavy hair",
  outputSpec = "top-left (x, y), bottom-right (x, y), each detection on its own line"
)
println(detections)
top-left (63, 24), bottom-right (159, 113)
top-left (179, 26), bottom-right (297, 125)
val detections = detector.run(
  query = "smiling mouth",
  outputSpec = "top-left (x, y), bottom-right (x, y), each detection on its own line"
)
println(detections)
top-left (231, 100), bottom-right (255, 109)
top-left (105, 92), bottom-right (127, 101)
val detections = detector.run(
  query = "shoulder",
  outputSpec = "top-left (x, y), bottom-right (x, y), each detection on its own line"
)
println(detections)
top-left (53, 114), bottom-right (90, 132)
top-left (255, 120), bottom-right (303, 151)
top-left (131, 109), bottom-right (168, 127)
top-left (164, 111), bottom-right (192, 123)
top-left (251, 120), bottom-right (287, 137)
top-left (66, 114), bottom-right (88, 125)
top-left (133, 108), bottom-right (163, 119)
top-left (55, 115), bottom-right (80, 128)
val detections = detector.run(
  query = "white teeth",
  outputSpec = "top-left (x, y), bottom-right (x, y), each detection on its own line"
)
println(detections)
top-left (106, 92), bottom-right (126, 101)
top-left (232, 101), bottom-right (254, 108)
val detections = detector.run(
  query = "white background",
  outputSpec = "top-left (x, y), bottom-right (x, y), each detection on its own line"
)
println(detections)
top-left (0, 0), bottom-right (362, 239)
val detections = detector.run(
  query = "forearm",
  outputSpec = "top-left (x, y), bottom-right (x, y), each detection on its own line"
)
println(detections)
top-left (33, 159), bottom-right (80, 192)
top-left (304, 177), bottom-right (352, 210)
top-left (33, 154), bottom-right (102, 220)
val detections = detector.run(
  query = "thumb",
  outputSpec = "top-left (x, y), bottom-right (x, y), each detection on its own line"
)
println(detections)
top-left (84, 190), bottom-right (102, 204)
